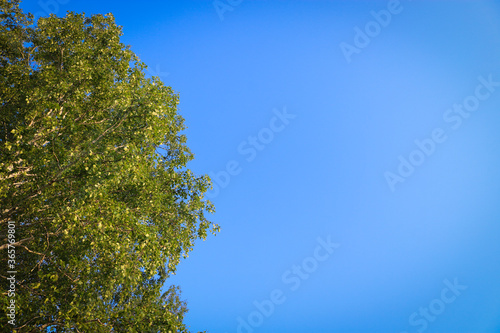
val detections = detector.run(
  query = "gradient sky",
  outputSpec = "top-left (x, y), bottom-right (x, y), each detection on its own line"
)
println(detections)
top-left (20, 1), bottom-right (500, 332)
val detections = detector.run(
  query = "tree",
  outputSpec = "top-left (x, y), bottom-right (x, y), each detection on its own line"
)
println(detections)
top-left (0, 1), bottom-right (218, 331)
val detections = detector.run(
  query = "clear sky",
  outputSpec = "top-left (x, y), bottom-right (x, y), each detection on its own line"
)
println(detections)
top-left (20, 1), bottom-right (500, 332)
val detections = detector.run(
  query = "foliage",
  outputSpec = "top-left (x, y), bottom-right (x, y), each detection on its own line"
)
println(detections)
top-left (0, 1), bottom-right (218, 331)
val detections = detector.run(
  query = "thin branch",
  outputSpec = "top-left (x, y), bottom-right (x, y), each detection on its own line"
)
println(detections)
top-left (0, 237), bottom-right (33, 251)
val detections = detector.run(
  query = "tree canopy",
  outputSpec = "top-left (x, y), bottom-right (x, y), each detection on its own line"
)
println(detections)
top-left (0, 1), bottom-right (218, 331)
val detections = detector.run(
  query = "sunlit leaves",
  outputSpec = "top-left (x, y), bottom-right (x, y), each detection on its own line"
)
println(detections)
top-left (0, 0), bottom-right (217, 331)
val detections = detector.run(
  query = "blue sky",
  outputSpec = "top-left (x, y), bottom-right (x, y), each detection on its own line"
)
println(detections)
top-left (21, 1), bottom-right (500, 332)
